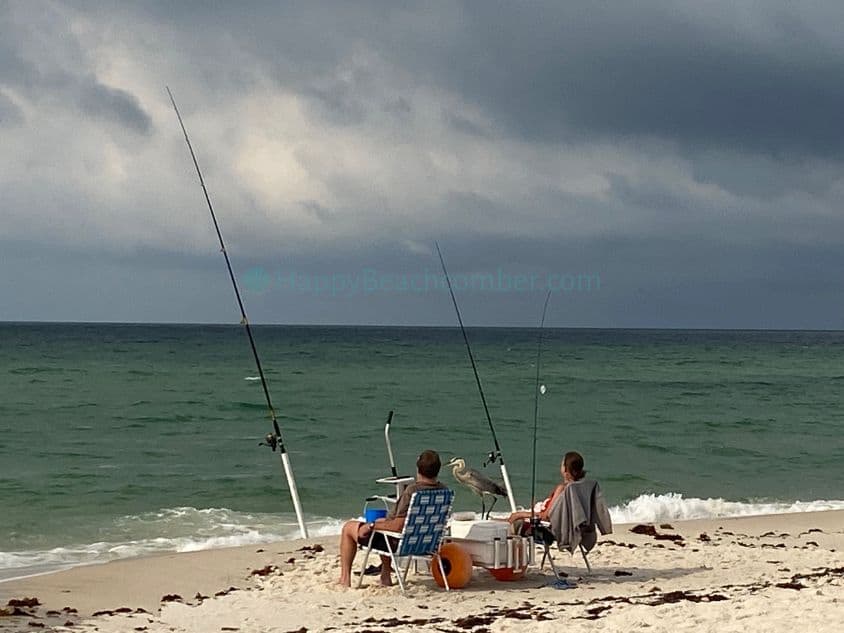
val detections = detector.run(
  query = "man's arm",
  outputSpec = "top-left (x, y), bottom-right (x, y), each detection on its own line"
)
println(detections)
top-left (373, 515), bottom-right (404, 532)
top-left (371, 483), bottom-right (414, 533)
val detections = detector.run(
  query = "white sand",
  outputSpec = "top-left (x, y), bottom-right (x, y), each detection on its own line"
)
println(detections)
top-left (2, 510), bottom-right (842, 632)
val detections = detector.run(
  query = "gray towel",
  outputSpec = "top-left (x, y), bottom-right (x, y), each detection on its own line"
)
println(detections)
top-left (546, 479), bottom-right (613, 553)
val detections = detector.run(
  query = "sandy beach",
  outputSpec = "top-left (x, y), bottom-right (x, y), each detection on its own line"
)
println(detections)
top-left (2, 510), bottom-right (842, 632)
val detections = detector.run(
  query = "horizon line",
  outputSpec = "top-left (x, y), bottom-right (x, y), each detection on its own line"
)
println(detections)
top-left (2, 320), bottom-right (844, 333)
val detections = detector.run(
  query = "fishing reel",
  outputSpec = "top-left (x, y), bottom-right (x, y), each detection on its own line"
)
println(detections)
top-left (483, 450), bottom-right (501, 468)
top-left (259, 432), bottom-right (279, 452)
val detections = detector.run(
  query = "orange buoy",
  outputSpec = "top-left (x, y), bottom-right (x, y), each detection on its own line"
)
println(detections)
top-left (431, 543), bottom-right (473, 589)
top-left (487, 565), bottom-right (527, 581)
top-left (487, 538), bottom-right (527, 581)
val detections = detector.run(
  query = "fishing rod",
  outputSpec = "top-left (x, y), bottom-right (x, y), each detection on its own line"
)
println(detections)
top-left (529, 290), bottom-right (552, 529)
top-left (166, 87), bottom-right (308, 539)
top-left (434, 242), bottom-right (517, 513)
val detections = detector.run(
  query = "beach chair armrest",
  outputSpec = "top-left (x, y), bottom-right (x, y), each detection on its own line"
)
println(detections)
top-left (373, 529), bottom-right (403, 539)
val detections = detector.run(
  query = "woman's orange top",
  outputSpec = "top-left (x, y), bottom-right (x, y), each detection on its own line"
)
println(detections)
top-left (533, 483), bottom-right (567, 518)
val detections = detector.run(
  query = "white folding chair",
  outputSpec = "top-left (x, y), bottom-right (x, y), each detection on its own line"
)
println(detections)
top-left (356, 488), bottom-right (454, 594)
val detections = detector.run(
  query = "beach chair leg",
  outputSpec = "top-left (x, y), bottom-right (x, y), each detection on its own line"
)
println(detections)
top-left (356, 535), bottom-right (375, 589)
top-left (384, 539), bottom-right (406, 595)
top-left (392, 554), bottom-right (406, 594)
top-left (543, 544), bottom-right (562, 580)
top-left (580, 545), bottom-right (592, 573)
top-left (436, 554), bottom-right (450, 591)
top-left (539, 546), bottom-right (548, 569)
top-left (402, 556), bottom-right (413, 588)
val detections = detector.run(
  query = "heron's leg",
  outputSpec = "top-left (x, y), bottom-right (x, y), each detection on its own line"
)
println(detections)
top-left (480, 498), bottom-right (486, 519)
top-left (486, 495), bottom-right (498, 519)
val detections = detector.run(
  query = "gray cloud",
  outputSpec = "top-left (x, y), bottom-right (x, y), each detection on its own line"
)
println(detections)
top-left (84, 2), bottom-right (844, 155)
top-left (0, 3), bottom-right (152, 135)
top-left (0, 89), bottom-right (23, 126)
top-left (3, 1), bottom-right (844, 327)
top-left (382, 2), bottom-right (844, 158)
top-left (76, 77), bottom-right (152, 134)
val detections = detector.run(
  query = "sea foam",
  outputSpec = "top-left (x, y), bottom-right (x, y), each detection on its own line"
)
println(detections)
top-left (608, 493), bottom-right (844, 524)
top-left (0, 506), bottom-right (344, 580)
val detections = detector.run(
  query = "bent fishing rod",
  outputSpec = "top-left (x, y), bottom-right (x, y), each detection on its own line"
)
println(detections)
top-left (529, 290), bottom-right (552, 529)
top-left (435, 242), bottom-right (517, 513)
top-left (167, 87), bottom-right (308, 539)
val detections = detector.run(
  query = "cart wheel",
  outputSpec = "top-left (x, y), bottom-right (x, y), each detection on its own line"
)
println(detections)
top-left (432, 543), bottom-right (473, 589)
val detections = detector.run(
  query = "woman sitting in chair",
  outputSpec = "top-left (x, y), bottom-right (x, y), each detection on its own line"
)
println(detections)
top-left (507, 451), bottom-right (585, 533)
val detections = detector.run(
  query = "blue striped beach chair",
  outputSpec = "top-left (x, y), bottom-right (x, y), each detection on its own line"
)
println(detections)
top-left (356, 488), bottom-right (455, 594)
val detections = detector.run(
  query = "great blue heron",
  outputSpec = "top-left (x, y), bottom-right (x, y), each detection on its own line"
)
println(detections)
top-left (447, 457), bottom-right (507, 519)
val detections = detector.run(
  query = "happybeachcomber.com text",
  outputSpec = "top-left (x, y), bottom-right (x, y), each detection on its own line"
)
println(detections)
top-left (242, 267), bottom-right (600, 297)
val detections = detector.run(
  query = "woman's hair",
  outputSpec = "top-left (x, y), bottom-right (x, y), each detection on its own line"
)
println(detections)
top-left (564, 451), bottom-right (585, 480)
top-left (417, 450), bottom-right (442, 478)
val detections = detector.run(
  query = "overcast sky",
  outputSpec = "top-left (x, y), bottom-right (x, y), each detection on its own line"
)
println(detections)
top-left (2, 1), bottom-right (844, 328)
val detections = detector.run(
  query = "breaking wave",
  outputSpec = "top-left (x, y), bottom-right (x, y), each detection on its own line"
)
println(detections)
top-left (0, 506), bottom-right (343, 581)
top-left (608, 493), bottom-right (844, 524)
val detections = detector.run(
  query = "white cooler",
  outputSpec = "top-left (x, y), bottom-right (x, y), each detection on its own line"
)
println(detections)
top-left (447, 520), bottom-right (525, 569)
top-left (449, 519), bottom-right (509, 541)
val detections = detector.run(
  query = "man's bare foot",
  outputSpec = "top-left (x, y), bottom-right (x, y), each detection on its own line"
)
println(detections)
top-left (379, 573), bottom-right (393, 587)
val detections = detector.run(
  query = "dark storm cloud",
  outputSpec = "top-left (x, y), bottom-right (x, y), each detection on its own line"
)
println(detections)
top-left (76, 77), bottom-right (152, 134)
top-left (162, 232), bottom-right (844, 329)
top-left (0, 3), bottom-right (152, 135)
top-left (115, 1), bottom-right (844, 157)
top-left (386, 2), bottom-right (844, 157)
top-left (688, 151), bottom-right (843, 200)
top-left (5, 0), bottom-right (844, 326)
top-left (442, 109), bottom-right (491, 139)
top-left (0, 40), bottom-right (28, 85)
top-left (18, 70), bottom-right (153, 135)
top-left (0, 89), bottom-right (23, 126)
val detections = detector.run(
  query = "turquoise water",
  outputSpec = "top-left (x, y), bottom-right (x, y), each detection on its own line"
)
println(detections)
top-left (1, 323), bottom-right (843, 577)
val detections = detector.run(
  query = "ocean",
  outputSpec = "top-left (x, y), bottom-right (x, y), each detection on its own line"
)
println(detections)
top-left (1, 323), bottom-right (843, 580)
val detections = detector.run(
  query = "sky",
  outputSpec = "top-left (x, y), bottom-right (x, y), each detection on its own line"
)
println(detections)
top-left (2, 1), bottom-right (844, 328)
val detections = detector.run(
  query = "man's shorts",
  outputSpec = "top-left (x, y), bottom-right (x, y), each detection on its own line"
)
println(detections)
top-left (359, 531), bottom-right (399, 552)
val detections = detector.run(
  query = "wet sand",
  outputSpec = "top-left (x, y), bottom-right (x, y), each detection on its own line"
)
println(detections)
top-left (2, 510), bottom-right (843, 632)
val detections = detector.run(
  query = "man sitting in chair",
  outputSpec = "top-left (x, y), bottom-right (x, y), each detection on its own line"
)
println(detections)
top-left (337, 449), bottom-right (447, 587)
